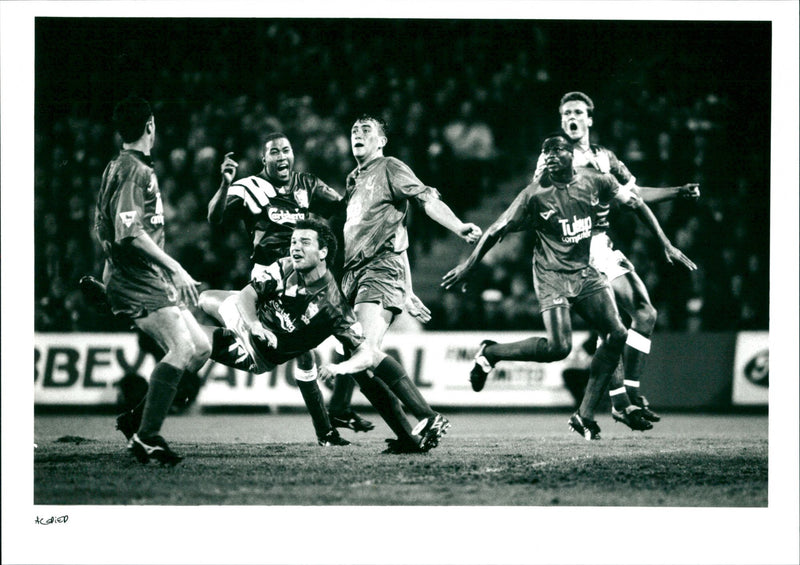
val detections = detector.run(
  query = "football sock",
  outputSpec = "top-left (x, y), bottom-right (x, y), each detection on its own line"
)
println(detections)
top-left (210, 328), bottom-right (254, 371)
top-left (373, 356), bottom-right (436, 420)
top-left (486, 337), bottom-right (562, 363)
top-left (296, 378), bottom-right (333, 438)
top-left (137, 362), bottom-right (183, 438)
top-left (328, 374), bottom-right (356, 415)
top-left (353, 371), bottom-right (417, 444)
top-left (623, 330), bottom-right (651, 404)
top-left (609, 386), bottom-right (632, 412)
top-left (578, 342), bottom-right (621, 420)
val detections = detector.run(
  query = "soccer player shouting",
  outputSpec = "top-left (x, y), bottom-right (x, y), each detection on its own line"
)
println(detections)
top-left (443, 132), bottom-right (686, 439)
top-left (536, 92), bottom-right (699, 423)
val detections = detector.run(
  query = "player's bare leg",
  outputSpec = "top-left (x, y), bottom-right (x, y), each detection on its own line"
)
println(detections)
top-left (611, 272), bottom-right (660, 421)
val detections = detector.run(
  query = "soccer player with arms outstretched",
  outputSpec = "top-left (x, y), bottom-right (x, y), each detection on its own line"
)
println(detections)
top-left (205, 133), bottom-right (374, 438)
top-left (95, 96), bottom-right (211, 465)
top-left (444, 132), bottom-right (688, 439)
top-left (337, 114), bottom-right (482, 453)
top-left (536, 92), bottom-right (699, 423)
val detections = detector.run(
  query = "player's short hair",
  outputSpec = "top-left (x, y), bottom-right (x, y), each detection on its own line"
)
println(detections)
top-left (294, 218), bottom-right (337, 266)
top-left (559, 91), bottom-right (595, 116)
top-left (262, 132), bottom-right (290, 153)
top-left (541, 131), bottom-right (574, 150)
top-left (113, 96), bottom-right (153, 143)
top-left (354, 113), bottom-right (388, 137)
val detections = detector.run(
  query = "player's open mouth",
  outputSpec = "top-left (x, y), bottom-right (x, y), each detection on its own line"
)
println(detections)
top-left (353, 142), bottom-right (364, 148)
top-left (569, 122), bottom-right (578, 132)
top-left (277, 163), bottom-right (289, 171)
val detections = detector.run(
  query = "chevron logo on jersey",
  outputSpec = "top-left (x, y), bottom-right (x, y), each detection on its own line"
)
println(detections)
top-left (119, 211), bottom-right (137, 227)
top-left (229, 176), bottom-right (278, 214)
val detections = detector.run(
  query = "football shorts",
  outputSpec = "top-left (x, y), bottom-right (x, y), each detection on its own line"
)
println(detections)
top-left (590, 232), bottom-right (635, 282)
top-left (532, 263), bottom-right (610, 312)
top-left (106, 270), bottom-right (181, 319)
top-left (341, 252), bottom-right (406, 314)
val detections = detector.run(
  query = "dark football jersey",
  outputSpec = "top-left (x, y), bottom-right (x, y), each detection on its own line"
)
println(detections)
top-left (250, 257), bottom-right (365, 365)
top-left (342, 156), bottom-right (434, 270)
top-left (95, 150), bottom-right (166, 280)
top-left (225, 171), bottom-right (342, 265)
top-left (522, 168), bottom-right (621, 271)
top-left (536, 144), bottom-right (635, 233)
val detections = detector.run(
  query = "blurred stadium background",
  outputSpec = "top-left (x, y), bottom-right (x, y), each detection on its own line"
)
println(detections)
top-left (33, 18), bottom-right (770, 413)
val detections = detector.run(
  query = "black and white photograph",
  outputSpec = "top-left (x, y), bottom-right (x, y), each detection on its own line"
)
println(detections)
top-left (2, 1), bottom-right (798, 564)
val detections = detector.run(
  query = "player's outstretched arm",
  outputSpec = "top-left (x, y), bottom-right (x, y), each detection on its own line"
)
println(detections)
top-left (638, 183), bottom-right (701, 205)
top-left (208, 152), bottom-right (239, 224)
top-left (416, 188), bottom-right (482, 244)
top-left (129, 233), bottom-right (201, 306)
top-left (621, 194), bottom-right (697, 271)
top-left (442, 188), bottom-right (528, 290)
top-left (236, 285), bottom-right (278, 348)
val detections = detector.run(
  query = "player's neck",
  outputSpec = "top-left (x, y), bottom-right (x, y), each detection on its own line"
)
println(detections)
top-left (264, 171), bottom-right (290, 191)
top-left (298, 264), bottom-right (327, 286)
top-left (355, 151), bottom-right (382, 169)
top-left (575, 137), bottom-right (591, 151)
top-left (549, 168), bottom-right (574, 185)
top-left (122, 139), bottom-right (151, 156)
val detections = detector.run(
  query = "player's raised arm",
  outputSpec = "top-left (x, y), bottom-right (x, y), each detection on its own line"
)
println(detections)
top-left (415, 187), bottom-right (482, 244)
top-left (207, 151), bottom-right (239, 224)
top-left (637, 183), bottom-right (701, 205)
top-left (442, 187), bottom-right (530, 290)
top-left (614, 185), bottom-right (697, 271)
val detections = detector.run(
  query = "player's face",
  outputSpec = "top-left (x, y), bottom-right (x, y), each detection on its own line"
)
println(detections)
top-left (542, 137), bottom-right (574, 174)
top-left (560, 100), bottom-right (593, 142)
top-left (351, 119), bottom-right (386, 163)
top-left (263, 137), bottom-right (294, 184)
top-left (290, 229), bottom-right (327, 272)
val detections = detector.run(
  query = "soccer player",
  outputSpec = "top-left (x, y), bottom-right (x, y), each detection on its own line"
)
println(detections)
top-left (443, 132), bottom-right (691, 439)
top-left (206, 134), bottom-right (374, 436)
top-left (338, 114), bottom-right (483, 452)
top-left (537, 91), bottom-right (699, 422)
top-left (200, 219), bottom-right (447, 452)
top-left (95, 96), bottom-right (211, 465)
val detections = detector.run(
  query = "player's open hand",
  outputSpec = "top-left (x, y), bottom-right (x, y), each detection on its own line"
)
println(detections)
top-left (249, 321), bottom-right (277, 349)
top-left (459, 223), bottom-right (482, 244)
top-left (220, 152), bottom-right (239, 185)
top-left (442, 261), bottom-right (471, 291)
top-left (679, 183), bottom-right (701, 200)
top-left (664, 244), bottom-right (697, 271)
top-left (171, 266), bottom-right (201, 306)
top-left (405, 292), bottom-right (432, 324)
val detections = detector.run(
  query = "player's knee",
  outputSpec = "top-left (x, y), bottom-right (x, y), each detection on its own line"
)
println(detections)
top-left (296, 350), bottom-right (315, 371)
top-left (633, 303), bottom-right (657, 333)
top-left (606, 326), bottom-right (628, 352)
top-left (198, 292), bottom-right (217, 317)
top-left (541, 337), bottom-right (571, 362)
top-left (193, 334), bottom-right (212, 364)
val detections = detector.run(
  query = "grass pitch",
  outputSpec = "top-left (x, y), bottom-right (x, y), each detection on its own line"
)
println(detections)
top-left (33, 411), bottom-right (767, 506)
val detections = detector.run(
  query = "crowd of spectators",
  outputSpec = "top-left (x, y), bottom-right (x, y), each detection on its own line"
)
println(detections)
top-left (34, 20), bottom-right (769, 333)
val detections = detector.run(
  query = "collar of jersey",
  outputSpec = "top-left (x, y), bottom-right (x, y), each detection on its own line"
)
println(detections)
top-left (121, 149), bottom-right (153, 167)
top-left (354, 155), bottom-right (383, 176)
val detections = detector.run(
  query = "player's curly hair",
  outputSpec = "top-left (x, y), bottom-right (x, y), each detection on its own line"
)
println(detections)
top-left (355, 113), bottom-right (389, 137)
top-left (113, 96), bottom-right (153, 143)
top-left (559, 91), bottom-right (595, 116)
top-left (294, 218), bottom-right (337, 266)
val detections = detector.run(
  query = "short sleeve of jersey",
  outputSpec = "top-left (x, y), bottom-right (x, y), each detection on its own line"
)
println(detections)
top-left (112, 167), bottom-right (148, 242)
top-left (597, 172), bottom-right (622, 204)
top-left (249, 259), bottom-right (287, 297)
top-left (604, 148), bottom-right (636, 186)
top-left (385, 157), bottom-right (428, 200)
